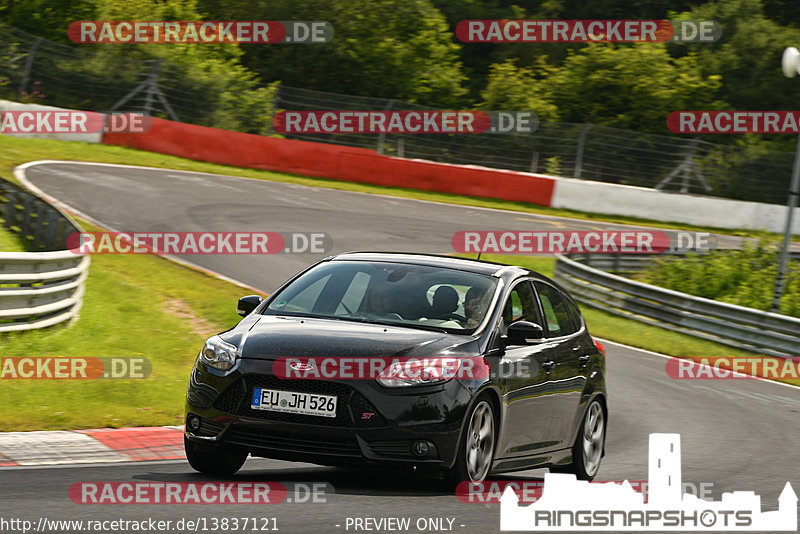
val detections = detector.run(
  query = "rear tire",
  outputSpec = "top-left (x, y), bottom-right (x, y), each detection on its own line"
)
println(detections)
top-left (445, 397), bottom-right (496, 488)
top-left (550, 399), bottom-right (605, 481)
top-left (184, 437), bottom-right (248, 475)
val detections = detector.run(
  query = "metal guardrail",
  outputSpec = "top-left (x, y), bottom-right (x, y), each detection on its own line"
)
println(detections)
top-left (553, 254), bottom-right (800, 358)
top-left (0, 178), bottom-right (89, 332)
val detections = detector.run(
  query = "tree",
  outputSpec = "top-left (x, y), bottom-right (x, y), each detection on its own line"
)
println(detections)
top-left (197, 0), bottom-right (468, 107)
top-left (529, 43), bottom-right (724, 133)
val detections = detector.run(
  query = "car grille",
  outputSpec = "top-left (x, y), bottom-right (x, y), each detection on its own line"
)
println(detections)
top-left (225, 426), bottom-right (361, 457)
top-left (213, 374), bottom-right (386, 428)
top-left (364, 440), bottom-right (414, 458)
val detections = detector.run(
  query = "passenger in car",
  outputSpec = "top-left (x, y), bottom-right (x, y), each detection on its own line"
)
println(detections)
top-left (430, 286), bottom-right (459, 319)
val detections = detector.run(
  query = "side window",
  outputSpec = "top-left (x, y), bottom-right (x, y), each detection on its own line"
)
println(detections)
top-left (501, 281), bottom-right (540, 333)
top-left (534, 282), bottom-right (577, 338)
top-left (564, 294), bottom-right (584, 332)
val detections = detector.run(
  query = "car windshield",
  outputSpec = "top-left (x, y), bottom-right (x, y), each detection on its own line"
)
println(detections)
top-left (263, 260), bottom-right (498, 334)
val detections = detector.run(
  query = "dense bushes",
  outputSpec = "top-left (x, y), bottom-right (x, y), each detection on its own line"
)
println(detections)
top-left (638, 239), bottom-right (800, 317)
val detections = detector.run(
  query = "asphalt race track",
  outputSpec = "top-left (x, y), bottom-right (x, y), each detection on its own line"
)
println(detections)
top-left (7, 161), bottom-right (800, 533)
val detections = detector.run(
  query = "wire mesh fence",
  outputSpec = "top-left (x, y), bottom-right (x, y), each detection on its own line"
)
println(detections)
top-left (0, 22), bottom-right (795, 205)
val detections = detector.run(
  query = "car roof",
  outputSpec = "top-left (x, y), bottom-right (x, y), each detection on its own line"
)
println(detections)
top-left (327, 251), bottom-right (534, 280)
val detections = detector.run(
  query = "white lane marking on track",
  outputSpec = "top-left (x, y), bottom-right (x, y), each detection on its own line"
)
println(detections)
top-left (0, 432), bottom-right (127, 466)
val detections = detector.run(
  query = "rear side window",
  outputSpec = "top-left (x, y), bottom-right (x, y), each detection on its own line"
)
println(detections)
top-left (564, 294), bottom-right (584, 332)
top-left (534, 282), bottom-right (577, 338)
top-left (501, 281), bottom-right (540, 332)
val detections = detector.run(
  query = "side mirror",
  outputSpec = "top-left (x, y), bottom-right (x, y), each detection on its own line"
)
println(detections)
top-left (506, 321), bottom-right (545, 345)
top-left (237, 295), bottom-right (263, 317)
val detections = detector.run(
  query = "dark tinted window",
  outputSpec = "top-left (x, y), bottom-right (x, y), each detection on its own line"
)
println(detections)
top-left (501, 281), bottom-right (540, 333)
top-left (534, 282), bottom-right (577, 337)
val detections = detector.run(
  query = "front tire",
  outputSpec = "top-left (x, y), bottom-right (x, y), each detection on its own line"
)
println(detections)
top-left (551, 399), bottom-right (605, 480)
top-left (445, 397), bottom-right (496, 487)
top-left (184, 437), bottom-right (248, 475)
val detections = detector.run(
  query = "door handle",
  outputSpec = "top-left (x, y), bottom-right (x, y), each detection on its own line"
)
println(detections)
top-left (542, 360), bottom-right (555, 371)
top-left (578, 355), bottom-right (591, 365)
top-left (572, 346), bottom-right (582, 352)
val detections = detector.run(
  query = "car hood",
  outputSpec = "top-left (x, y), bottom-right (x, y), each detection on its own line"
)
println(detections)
top-left (233, 315), bottom-right (475, 361)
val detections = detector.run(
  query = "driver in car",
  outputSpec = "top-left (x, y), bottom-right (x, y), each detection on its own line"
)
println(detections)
top-left (463, 286), bottom-right (489, 328)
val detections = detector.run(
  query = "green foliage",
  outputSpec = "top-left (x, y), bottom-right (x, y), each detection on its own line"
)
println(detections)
top-left (639, 238), bottom-right (800, 317)
top-left (197, 0), bottom-right (468, 107)
top-left (479, 59), bottom-right (559, 121)
top-left (683, 0), bottom-right (800, 148)
top-left (544, 155), bottom-right (562, 175)
top-left (527, 43), bottom-right (723, 133)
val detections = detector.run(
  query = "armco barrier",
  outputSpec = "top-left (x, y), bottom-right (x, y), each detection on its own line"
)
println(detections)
top-left (0, 178), bottom-right (89, 332)
top-left (553, 254), bottom-right (799, 358)
top-left (102, 117), bottom-right (557, 207)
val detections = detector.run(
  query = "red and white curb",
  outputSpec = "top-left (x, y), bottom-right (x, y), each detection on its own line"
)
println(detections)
top-left (0, 426), bottom-right (185, 466)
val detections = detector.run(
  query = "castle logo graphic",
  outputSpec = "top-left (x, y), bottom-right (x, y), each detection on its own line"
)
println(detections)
top-left (500, 433), bottom-right (797, 531)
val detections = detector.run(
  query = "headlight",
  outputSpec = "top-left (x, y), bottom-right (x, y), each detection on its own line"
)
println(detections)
top-left (200, 335), bottom-right (237, 371)
top-left (376, 357), bottom-right (461, 387)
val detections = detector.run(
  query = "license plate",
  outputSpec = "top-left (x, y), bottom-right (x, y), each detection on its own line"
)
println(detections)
top-left (251, 388), bottom-right (337, 418)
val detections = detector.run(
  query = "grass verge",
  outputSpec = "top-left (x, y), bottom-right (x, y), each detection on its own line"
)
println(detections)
top-left (0, 219), bottom-right (265, 431)
top-left (0, 225), bottom-right (31, 252)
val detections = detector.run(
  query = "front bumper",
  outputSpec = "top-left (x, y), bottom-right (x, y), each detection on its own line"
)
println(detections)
top-left (185, 358), bottom-right (474, 470)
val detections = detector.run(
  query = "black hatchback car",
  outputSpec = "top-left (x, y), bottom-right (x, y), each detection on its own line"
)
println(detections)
top-left (184, 253), bottom-right (607, 484)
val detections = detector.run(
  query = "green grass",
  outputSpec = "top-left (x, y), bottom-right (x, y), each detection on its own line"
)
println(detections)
top-left (0, 225), bottom-right (31, 252)
top-left (0, 220), bottom-right (265, 431)
top-left (0, 135), bottom-right (778, 238)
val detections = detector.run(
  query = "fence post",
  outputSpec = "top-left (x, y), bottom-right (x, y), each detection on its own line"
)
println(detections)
top-left (376, 99), bottom-right (395, 155)
top-left (530, 151), bottom-right (539, 173)
top-left (17, 37), bottom-right (43, 100)
top-left (574, 124), bottom-right (591, 178)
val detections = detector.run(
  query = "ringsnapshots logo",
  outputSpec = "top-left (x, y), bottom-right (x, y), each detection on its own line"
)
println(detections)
top-left (68, 21), bottom-right (333, 44)
top-left (67, 232), bottom-right (331, 254)
top-left (500, 433), bottom-right (797, 531)
top-left (273, 111), bottom-right (538, 135)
